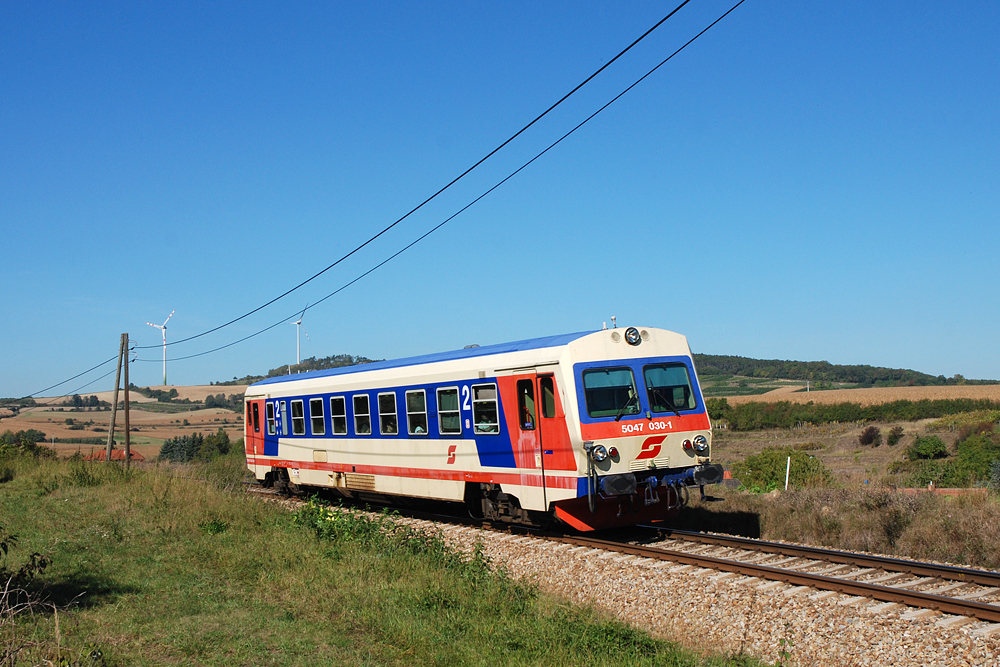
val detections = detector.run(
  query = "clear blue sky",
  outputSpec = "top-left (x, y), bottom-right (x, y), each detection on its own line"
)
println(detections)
top-left (2, 1), bottom-right (998, 397)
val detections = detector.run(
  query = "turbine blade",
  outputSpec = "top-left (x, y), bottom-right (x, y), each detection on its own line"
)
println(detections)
top-left (162, 309), bottom-right (175, 326)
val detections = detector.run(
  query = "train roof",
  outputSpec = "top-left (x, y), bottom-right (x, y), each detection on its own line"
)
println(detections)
top-left (250, 330), bottom-right (597, 388)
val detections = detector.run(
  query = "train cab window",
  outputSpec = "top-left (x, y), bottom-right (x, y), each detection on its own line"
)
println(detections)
top-left (291, 400), bottom-right (306, 435)
top-left (472, 384), bottom-right (499, 434)
top-left (309, 398), bottom-right (325, 436)
top-left (378, 392), bottom-right (398, 435)
top-left (517, 380), bottom-right (535, 430)
top-left (643, 364), bottom-right (696, 413)
top-left (582, 368), bottom-right (640, 418)
top-left (266, 402), bottom-right (276, 435)
top-left (330, 396), bottom-right (347, 435)
top-left (437, 387), bottom-right (461, 435)
top-left (406, 390), bottom-right (428, 435)
top-left (251, 403), bottom-right (260, 433)
top-left (353, 395), bottom-right (371, 435)
top-left (540, 377), bottom-right (556, 419)
top-left (280, 401), bottom-right (289, 435)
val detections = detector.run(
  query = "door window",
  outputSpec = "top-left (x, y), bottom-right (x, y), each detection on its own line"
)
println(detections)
top-left (516, 379), bottom-right (535, 430)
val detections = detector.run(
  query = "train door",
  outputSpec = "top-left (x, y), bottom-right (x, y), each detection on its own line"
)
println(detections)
top-left (535, 374), bottom-right (564, 475)
top-left (245, 400), bottom-right (265, 456)
top-left (515, 377), bottom-right (546, 508)
top-left (514, 373), bottom-right (563, 509)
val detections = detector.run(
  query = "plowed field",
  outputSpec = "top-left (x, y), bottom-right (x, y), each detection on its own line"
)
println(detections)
top-left (724, 384), bottom-right (1000, 406)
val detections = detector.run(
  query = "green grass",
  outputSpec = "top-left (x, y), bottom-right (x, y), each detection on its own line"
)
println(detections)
top-left (1, 453), bottom-right (758, 667)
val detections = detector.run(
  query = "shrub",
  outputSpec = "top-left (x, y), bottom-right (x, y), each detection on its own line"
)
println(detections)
top-left (887, 426), bottom-right (905, 446)
top-left (859, 426), bottom-right (882, 447)
top-left (730, 447), bottom-right (834, 492)
top-left (907, 436), bottom-right (948, 461)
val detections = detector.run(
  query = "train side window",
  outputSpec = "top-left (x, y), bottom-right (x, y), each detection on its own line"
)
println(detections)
top-left (330, 396), bottom-right (347, 435)
top-left (582, 367), bottom-right (639, 418)
top-left (280, 400), bottom-right (289, 436)
top-left (540, 377), bottom-right (556, 419)
top-left (291, 400), bottom-right (305, 435)
top-left (265, 402), bottom-right (275, 435)
top-left (309, 398), bottom-right (325, 436)
top-left (378, 392), bottom-right (398, 435)
top-left (516, 379), bottom-right (535, 430)
top-left (406, 390), bottom-right (428, 435)
top-left (472, 384), bottom-right (499, 434)
top-left (437, 387), bottom-right (461, 434)
top-left (353, 395), bottom-right (371, 435)
top-left (252, 403), bottom-right (260, 432)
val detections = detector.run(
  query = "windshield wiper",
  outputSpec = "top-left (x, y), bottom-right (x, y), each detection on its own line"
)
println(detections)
top-left (614, 393), bottom-right (639, 422)
top-left (650, 387), bottom-right (681, 417)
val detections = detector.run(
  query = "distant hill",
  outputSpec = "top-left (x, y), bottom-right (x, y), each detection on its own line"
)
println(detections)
top-left (692, 354), bottom-right (996, 387)
top-left (208, 350), bottom-right (995, 391)
top-left (213, 354), bottom-right (380, 386)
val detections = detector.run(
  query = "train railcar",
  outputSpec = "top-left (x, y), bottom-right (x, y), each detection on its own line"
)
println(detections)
top-left (243, 326), bottom-right (723, 530)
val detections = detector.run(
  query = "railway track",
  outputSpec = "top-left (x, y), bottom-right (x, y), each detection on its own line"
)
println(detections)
top-left (245, 484), bottom-right (1000, 629)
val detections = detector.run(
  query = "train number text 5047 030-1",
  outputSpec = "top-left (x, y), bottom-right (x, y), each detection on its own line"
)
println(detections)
top-left (621, 421), bottom-right (672, 434)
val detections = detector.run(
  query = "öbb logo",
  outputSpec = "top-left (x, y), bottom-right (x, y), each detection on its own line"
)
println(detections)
top-left (635, 435), bottom-right (666, 460)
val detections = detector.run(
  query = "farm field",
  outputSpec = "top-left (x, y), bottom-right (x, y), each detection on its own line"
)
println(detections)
top-left (0, 385), bottom-right (247, 458)
top-left (723, 383), bottom-right (1000, 406)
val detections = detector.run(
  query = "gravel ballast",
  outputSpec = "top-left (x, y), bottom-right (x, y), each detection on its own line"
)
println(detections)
top-left (426, 522), bottom-right (1000, 667)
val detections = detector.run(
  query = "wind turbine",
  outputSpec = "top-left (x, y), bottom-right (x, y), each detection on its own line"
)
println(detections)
top-left (290, 304), bottom-right (310, 367)
top-left (146, 309), bottom-right (175, 385)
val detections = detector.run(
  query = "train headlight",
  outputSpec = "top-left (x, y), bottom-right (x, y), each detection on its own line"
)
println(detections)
top-left (624, 327), bottom-right (642, 346)
top-left (590, 444), bottom-right (609, 463)
top-left (682, 439), bottom-right (693, 451)
top-left (693, 435), bottom-right (709, 453)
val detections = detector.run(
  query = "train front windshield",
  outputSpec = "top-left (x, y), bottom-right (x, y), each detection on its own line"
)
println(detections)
top-left (643, 364), bottom-right (696, 413)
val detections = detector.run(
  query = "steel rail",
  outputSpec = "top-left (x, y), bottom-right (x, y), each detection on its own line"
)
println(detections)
top-left (654, 528), bottom-right (1000, 587)
top-left (548, 534), bottom-right (1000, 623)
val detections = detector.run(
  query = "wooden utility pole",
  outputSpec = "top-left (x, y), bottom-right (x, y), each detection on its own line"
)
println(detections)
top-left (124, 334), bottom-right (131, 467)
top-left (105, 333), bottom-right (127, 461)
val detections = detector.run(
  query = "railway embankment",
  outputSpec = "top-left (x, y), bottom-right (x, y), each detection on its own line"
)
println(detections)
top-left (0, 451), bottom-right (756, 667)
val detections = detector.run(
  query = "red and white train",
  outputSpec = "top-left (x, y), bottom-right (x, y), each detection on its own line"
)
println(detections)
top-left (244, 326), bottom-right (722, 530)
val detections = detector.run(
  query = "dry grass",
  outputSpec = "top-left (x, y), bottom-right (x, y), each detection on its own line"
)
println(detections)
top-left (725, 384), bottom-right (1000, 406)
top-left (679, 488), bottom-right (1000, 570)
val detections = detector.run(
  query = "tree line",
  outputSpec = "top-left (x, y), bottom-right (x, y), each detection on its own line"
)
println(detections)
top-left (693, 354), bottom-right (996, 386)
top-left (707, 397), bottom-right (1000, 431)
top-left (213, 354), bottom-right (380, 386)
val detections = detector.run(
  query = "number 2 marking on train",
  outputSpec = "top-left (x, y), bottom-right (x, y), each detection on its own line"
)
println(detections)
top-left (461, 385), bottom-right (471, 411)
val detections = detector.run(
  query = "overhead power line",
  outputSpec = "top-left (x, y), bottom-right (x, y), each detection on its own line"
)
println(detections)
top-left (32, 0), bottom-right (746, 395)
top-left (133, 0), bottom-right (693, 352)
top-left (134, 0), bottom-right (748, 367)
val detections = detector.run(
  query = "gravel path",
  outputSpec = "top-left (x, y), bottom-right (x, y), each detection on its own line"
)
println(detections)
top-left (425, 523), bottom-right (1000, 667)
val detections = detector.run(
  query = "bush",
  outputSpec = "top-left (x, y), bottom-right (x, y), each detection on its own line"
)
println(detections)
top-left (859, 426), bottom-right (882, 447)
top-left (730, 447), bottom-right (834, 493)
top-left (887, 426), bottom-right (905, 446)
top-left (907, 436), bottom-right (948, 461)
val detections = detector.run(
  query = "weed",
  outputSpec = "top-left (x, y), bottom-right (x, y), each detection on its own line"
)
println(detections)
top-left (199, 518), bottom-right (229, 535)
top-left (887, 426), bottom-right (905, 446)
top-left (775, 622), bottom-right (794, 666)
top-left (67, 463), bottom-right (102, 488)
